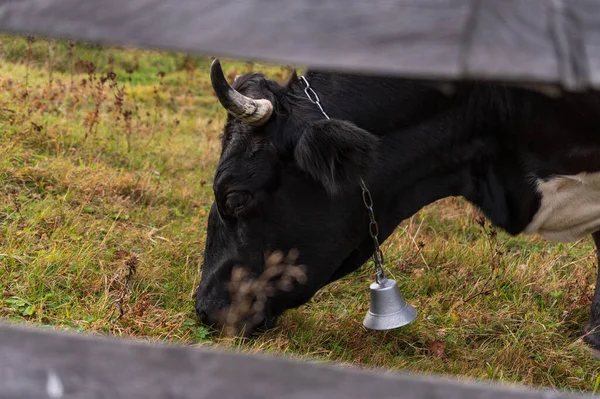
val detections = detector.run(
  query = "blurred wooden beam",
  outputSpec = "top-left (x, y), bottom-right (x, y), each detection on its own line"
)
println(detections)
top-left (0, 0), bottom-right (599, 90)
top-left (0, 322), bottom-right (593, 399)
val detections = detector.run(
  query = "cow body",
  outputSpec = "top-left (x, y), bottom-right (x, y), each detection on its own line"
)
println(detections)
top-left (196, 60), bottom-right (600, 350)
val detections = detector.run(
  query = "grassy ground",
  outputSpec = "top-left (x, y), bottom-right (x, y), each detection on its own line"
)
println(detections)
top-left (1, 35), bottom-right (600, 394)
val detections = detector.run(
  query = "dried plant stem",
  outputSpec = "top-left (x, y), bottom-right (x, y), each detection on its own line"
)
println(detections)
top-left (221, 249), bottom-right (307, 337)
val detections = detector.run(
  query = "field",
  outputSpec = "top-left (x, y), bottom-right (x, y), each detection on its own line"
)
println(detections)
top-left (1, 35), bottom-right (600, 394)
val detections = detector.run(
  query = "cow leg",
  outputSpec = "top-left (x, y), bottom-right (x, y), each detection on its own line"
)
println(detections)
top-left (583, 231), bottom-right (600, 353)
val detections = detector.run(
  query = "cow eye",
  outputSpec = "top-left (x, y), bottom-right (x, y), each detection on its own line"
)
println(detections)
top-left (225, 191), bottom-right (252, 216)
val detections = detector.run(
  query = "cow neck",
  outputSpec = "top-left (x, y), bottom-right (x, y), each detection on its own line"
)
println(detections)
top-left (298, 75), bottom-right (387, 283)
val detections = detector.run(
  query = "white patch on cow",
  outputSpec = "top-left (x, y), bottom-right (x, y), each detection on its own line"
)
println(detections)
top-left (524, 172), bottom-right (600, 242)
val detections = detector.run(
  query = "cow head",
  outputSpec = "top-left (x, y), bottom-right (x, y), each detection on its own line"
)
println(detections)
top-left (195, 60), bottom-right (385, 336)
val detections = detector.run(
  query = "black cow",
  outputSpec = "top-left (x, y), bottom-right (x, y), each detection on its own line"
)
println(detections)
top-left (196, 59), bottom-right (600, 350)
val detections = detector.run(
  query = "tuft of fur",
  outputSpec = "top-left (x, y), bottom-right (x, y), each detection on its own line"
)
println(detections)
top-left (294, 119), bottom-right (379, 196)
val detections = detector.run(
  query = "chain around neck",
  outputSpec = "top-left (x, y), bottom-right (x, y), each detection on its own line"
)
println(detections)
top-left (298, 76), bottom-right (386, 283)
top-left (299, 76), bottom-right (330, 120)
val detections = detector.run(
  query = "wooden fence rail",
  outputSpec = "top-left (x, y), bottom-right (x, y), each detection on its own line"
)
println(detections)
top-left (1, 0), bottom-right (600, 91)
top-left (0, 322), bottom-right (594, 399)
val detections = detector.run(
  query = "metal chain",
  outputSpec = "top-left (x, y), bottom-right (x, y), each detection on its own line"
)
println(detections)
top-left (359, 178), bottom-right (386, 283)
top-left (299, 75), bottom-right (386, 284)
top-left (299, 76), bottom-right (331, 119)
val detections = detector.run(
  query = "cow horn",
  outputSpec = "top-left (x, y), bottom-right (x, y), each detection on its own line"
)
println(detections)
top-left (210, 59), bottom-right (273, 126)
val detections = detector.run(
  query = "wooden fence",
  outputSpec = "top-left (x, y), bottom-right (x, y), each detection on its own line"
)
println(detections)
top-left (0, 1), bottom-right (599, 398)
top-left (1, 0), bottom-right (599, 91)
top-left (0, 321), bottom-right (594, 399)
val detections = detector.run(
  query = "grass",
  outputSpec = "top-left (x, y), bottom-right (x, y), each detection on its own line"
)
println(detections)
top-left (1, 34), bottom-right (600, 394)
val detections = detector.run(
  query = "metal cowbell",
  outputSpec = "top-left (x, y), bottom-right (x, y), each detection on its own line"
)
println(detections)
top-left (362, 277), bottom-right (417, 331)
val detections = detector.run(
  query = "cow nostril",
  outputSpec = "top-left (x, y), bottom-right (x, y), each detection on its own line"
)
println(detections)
top-left (197, 310), bottom-right (209, 325)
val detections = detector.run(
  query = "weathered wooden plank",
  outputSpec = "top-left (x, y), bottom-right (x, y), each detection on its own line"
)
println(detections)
top-left (573, 0), bottom-right (600, 87)
top-left (0, 0), bottom-right (599, 90)
top-left (0, 322), bottom-right (593, 399)
top-left (464, 1), bottom-right (561, 86)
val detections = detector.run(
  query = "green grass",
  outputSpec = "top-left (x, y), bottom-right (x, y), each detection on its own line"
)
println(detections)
top-left (1, 34), bottom-right (600, 394)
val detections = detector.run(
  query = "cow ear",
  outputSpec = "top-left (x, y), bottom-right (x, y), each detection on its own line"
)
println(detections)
top-left (294, 119), bottom-right (379, 196)
top-left (284, 69), bottom-right (298, 87)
